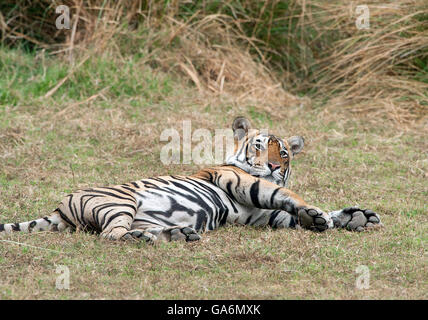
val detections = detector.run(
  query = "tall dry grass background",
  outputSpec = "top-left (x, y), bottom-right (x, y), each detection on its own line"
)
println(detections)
top-left (1, 0), bottom-right (427, 123)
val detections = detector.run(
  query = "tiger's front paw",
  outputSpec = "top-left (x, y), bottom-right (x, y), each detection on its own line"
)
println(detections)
top-left (330, 207), bottom-right (383, 231)
top-left (297, 207), bottom-right (334, 232)
top-left (168, 226), bottom-right (201, 242)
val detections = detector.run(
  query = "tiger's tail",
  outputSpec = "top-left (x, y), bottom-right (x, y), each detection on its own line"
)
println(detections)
top-left (0, 210), bottom-right (67, 234)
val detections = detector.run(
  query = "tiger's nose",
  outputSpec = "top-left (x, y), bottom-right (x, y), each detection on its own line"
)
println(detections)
top-left (268, 162), bottom-right (281, 171)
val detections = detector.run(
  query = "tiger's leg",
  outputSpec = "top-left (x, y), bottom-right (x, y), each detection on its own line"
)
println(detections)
top-left (58, 204), bottom-right (153, 241)
top-left (130, 222), bottom-right (201, 242)
top-left (199, 167), bottom-right (334, 232)
top-left (268, 208), bottom-right (383, 232)
top-left (98, 213), bottom-right (135, 241)
top-left (102, 215), bottom-right (157, 242)
top-left (268, 210), bottom-right (332, 231)
top-left (268, 210), bottom-right (298, 229)
top-left (328, 207), bottom-right (383, 232)
top-left (57, 192), bottom-right (143, 241)
top-left (57, 188), bottom-right (163, 241)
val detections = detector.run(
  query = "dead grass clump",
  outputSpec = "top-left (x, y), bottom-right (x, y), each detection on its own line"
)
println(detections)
top-left (0, 0), bottom-right (140, 51)
top-left (305, 0), bottom-right (428, 122)
top-left (142, 14), bottom-right (302, 111)
top-left (0, 1), bottom-right (302, 112)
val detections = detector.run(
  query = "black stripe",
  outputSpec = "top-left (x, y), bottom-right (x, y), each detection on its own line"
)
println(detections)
top-left (85, 189), bottom-right (135, 202)
top-left (121, 185), bottom-right (136, 193)
top-left (231, 170), bottom-right (242, 195)
top-left (194, 210), bottom-right (209, 232)
top-left (250, 180), bottom-right (262, 208)
top-left (141, 180), bottom-right (161, 189)
top-left (186, 176), bottom-right (238, 214)
top-left (206, 171), bottom-right (214, 182)
top-left (151, 177), bottom-right (169, 185)
top-left (184, 178), bottom-right (229, 228)
top-left (219, 208), bottom-right (229, 226)
top-left (56, 208), bottom-right (76, 229)
top-left (68, 194), bottom-right (82, 225)
top-left (12, 223), bottom-right (20, 231)
top-left (0, 224), bottom-right (4, 232)
top-left (226, 181), bottom-right (237, 202)
top-left (103, 187), bottom-right (135, 198)
top-left (270, 188), bottom-right (281, 207)
top-left (102, 211), bottom-right (134, 229)
top-left (81, 195), bottom-right (101, 228)
top-left (289, 216), bottom-right (296, 228)
top-left (73, 202), bottom-right (83, 225)
top-left (130, 181), bottom-right (139, 188)
top-left (172, 176), bottom-right (231, 229)
top-left (244, 140), bottom-right (251, 165)
top-left (268, 210), bottom-right (280, 227)
top-left (149, 215), bottom-right (178, 227)
top-left (121, 186), bottom-right (146, 198)
top-left (29, 221), bottom-right (37, 230)
top-left (157, 184), bottom-right (218, 230)
top-left (95, 203), bottom-right (136, 228)
top-left (98, 208), bottom-right (114, 230)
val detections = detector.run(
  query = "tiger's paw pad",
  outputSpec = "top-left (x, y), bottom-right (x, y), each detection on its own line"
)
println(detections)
top-left (297, 207), bottom-right (333, 232)
top-left (122, 230), bottom-right (156, 243)
top-left (170, 227), bottom-right (201, 242)
top-left (332, 207), bottom-right (383, 231)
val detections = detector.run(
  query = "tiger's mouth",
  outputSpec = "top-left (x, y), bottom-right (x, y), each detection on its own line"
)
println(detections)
top-left (226, 153), bottom-right (287, 184)
top-left (248, 164), bottom-right (272, 176)
top-left (248, 164), bottom-right (287, 186)
top-left (250, 163), bottom-right (284, 175)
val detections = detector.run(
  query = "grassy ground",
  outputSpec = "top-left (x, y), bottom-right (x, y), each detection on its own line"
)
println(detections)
top-left (0, 47), bottom-right (427, 299)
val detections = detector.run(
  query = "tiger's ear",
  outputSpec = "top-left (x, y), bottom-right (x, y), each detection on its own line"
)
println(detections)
top-left (287, 136), bottom-right (304, 155)
top-left (232, 117), bottom-right (251, 140)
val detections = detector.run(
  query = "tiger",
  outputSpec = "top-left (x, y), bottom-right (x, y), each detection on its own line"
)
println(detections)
top-left (0, 117), bottom-right (382, 242)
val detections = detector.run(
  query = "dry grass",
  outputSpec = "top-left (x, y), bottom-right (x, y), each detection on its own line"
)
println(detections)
top-left (305, 0), bottom-right (428, 122)
top-left (0, 1), bottom-right (303, 111)
top-left (0, 46), bottom-right (427, 299)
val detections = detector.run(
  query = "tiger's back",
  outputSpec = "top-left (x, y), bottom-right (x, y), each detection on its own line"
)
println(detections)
top-left (56, 166), bottom-right (281, 241)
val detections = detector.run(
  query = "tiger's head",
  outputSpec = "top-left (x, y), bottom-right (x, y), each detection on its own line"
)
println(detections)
top-left (226, 117), bottom-right (304, 187)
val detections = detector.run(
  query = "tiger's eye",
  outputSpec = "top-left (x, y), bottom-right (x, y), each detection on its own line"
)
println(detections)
top-left (254, 143), bottom-right (263, 151)
top-left (280, 150), bottom-right (287, 158)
